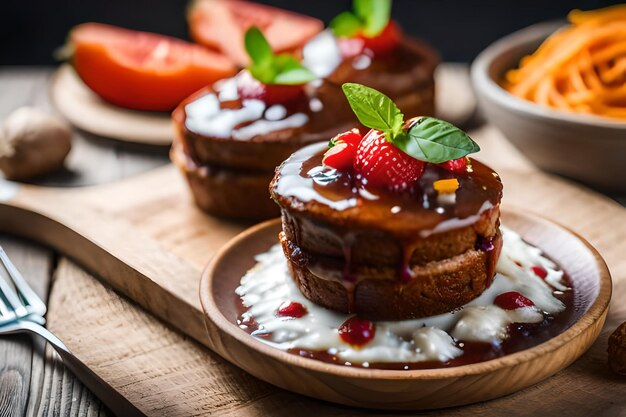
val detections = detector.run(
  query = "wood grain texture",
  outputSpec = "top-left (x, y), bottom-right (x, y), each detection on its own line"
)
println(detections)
top-left (0, 67), bottom-right (169, 417)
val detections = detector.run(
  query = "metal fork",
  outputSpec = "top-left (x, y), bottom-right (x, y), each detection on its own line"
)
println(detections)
top-left (0, 246), bottom-right (145, 417)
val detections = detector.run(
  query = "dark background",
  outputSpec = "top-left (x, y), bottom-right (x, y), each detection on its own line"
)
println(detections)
top-left (0, 0), bottom-right (620, 65)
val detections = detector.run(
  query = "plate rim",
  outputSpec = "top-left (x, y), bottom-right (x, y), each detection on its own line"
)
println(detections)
top-left (199, 207), bottom-right (612, 381)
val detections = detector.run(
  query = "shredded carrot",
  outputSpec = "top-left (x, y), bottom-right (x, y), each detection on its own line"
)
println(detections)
top-left (503, 5), bottom-right (626, 121)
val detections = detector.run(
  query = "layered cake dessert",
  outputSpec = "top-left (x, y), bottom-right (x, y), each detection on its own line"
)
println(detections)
top-left (172, 27), bottom-right (354, 219)
top-left (234, 83), bottom-right (573, 369)
top-left (302, 0), bottom-right (439, 118)
top-left (270, 83), bottom-right (500, 320)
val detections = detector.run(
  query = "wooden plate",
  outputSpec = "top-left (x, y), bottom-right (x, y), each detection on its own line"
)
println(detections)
top-left (199, 209), bottom-right (612, 410)
top-left (49, 64), bottom-right (173, 145)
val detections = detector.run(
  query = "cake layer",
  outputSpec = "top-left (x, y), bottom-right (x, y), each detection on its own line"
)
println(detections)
top-left (172, 78), bottom-right (354, 171)
top-left (173, 83), bottom-right (435, 172)
top-left (281, 206), bottom-right (500, 267)
top-left (326, 37), bottom-right (439, 100)
top-left (281, 229), bottom-right (503, 321)
top-left (171, 140), bottom-right (279, 220)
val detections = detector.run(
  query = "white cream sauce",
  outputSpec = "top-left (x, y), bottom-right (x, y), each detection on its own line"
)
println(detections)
top-left (302, 30), bottom-right (343, 78)
top-left (236, 227), bottom-right (569, 365)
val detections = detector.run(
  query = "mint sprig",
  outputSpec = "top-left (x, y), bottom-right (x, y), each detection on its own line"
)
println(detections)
top-left (245, 26), bottom-right (317, 85)
top-left (341, 83), bottom-right (480, 163)
top-left (330, 0), bottom-right (392, 38)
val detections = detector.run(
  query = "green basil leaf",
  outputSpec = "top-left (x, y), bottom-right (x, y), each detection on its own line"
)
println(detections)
top-left (274, 67), bottom-right (317, 84)
top-left (249, 63), bottom-right (276, 84)
top-left (341, 83), bottom-right (404, 141)
top-left (394, 117), bottom-right (480, 163)
top-left (329, 11), bottom-right (363, 38)
top-left (270, 54), bottom-right (316, 84)
top-left (244, 26), bottom-right (273, 67)
top-left (354, 0), bottom-right (392, 37)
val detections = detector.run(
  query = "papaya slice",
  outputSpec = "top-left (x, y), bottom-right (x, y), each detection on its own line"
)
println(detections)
top-left (70, 23), bottom-right (237, 111)
top-left (188, 0), bottom-right (323, 67)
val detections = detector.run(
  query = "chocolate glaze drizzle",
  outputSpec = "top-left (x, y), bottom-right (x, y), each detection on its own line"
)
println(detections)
top-left (272, 142), bottom-right (504, 298)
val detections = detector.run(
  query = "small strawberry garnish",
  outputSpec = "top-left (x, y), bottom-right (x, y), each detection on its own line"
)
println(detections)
top-left (359, 21), bottom-right (401, 56)
top-left (323, 128), bottom-right (362, 170)
top-left (330, 128), bottom-right (362, 147)
top-left (323, 142), bottom-right (356, 170)
top-left (338, 317), bottom-right (375, 347)
top-left (439, 158), bottom-right (468, 173)
top-left (237, 73), bottom-right (304, 105)
top-left (494, 291), bottom-right (535, 310)
top-left (354, 129), bottom-right (425, 191)
top-left (531, 266), bottom-right (548, 279)
top-left (277, 301), bottom-right (307, 318)
top-left (240, 27), bottom-right (315, 105)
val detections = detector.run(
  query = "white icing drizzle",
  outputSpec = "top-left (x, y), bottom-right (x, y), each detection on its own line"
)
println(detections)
top-left (0, 179), bottom-right (19, 201)
top-left (184, 71), bottom-right (309, 140)
top-left (302, 30), bottom-right (343, 78)
top-left (236, 226), bottom-right (569, 365)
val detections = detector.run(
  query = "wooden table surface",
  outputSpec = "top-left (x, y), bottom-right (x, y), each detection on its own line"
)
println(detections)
top-left (1, 67), bottom-right (624, 416)
top-left (0, 67), bottom-right (169, 416)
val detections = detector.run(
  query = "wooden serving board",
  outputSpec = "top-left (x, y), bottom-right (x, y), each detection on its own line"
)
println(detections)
top-left (0, 127), bottom-right (625, 415)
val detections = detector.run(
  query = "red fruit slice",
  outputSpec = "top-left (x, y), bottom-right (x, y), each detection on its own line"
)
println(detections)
top-left (338, 21), bottom-right (402, 58)
top-left (531, 265), bottom-right (548, 279)
top-left (439, 158), bottom-right (468, 173)
top-left (354, 129), bottom-right (425, 191)
top-left (359, 21), bottom-right (402, 56)
top-left (277, 301), bottom-right (307, 318)
top-left (323, 142), bottom-right (356, 170)
top-left (188, 0), bottom-right (323, 67)
top-left (338, 317), bottom-right (375, 347)
top-left (494, 291), bottom-right (535, 310)
top-left (330, 128), bottom-right (362, 147)
top-left (237, 71), bottom-right (304, 105)
top-left (69, 23), bottom-right (235, 111)
top-left (70, 23), bottom-right (236, 111)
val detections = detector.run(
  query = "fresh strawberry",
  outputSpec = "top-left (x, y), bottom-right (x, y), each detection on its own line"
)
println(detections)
top-left (277, 301), bottom-right (307, 318)
top-left (237, 72), bottom-right (304, 105)
top-left (338, 317), bottom-right (375, 347)
top-left (323, 128), bottom-right (362, 170)
top-left (359, 21), bottom-right (402, 56)
top-left (439, 157), bottom-right (468, 173)
top-left (330, 128), bottom-right (362, 147)
top-left (354, 129), bottom-right (425, 191)
top-left (494, 291), bottom-right (535, 310)
top-left (323, 142), bottom-right (356, 170)
top-left (531, 266), bottom-right (548, 279)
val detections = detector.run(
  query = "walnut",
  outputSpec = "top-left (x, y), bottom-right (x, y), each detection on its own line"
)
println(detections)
top-left (608, 322), bottom-right (626, 375)
top-left (0, 107), bottom-right (72, 181)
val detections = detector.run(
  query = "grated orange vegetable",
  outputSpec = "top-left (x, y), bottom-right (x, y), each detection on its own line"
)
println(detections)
top-left (503, 5), bottom-right (626, 121)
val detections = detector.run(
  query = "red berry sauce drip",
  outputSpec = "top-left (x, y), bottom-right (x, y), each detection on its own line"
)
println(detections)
top-left (338, 317), bottom-right (376, 347)
top-left (494, 291), bottom-right (535, 310)
top-left (531, 266), bottom-right (548, 279)
top-left (277, 302), bottom-right (307, 318)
